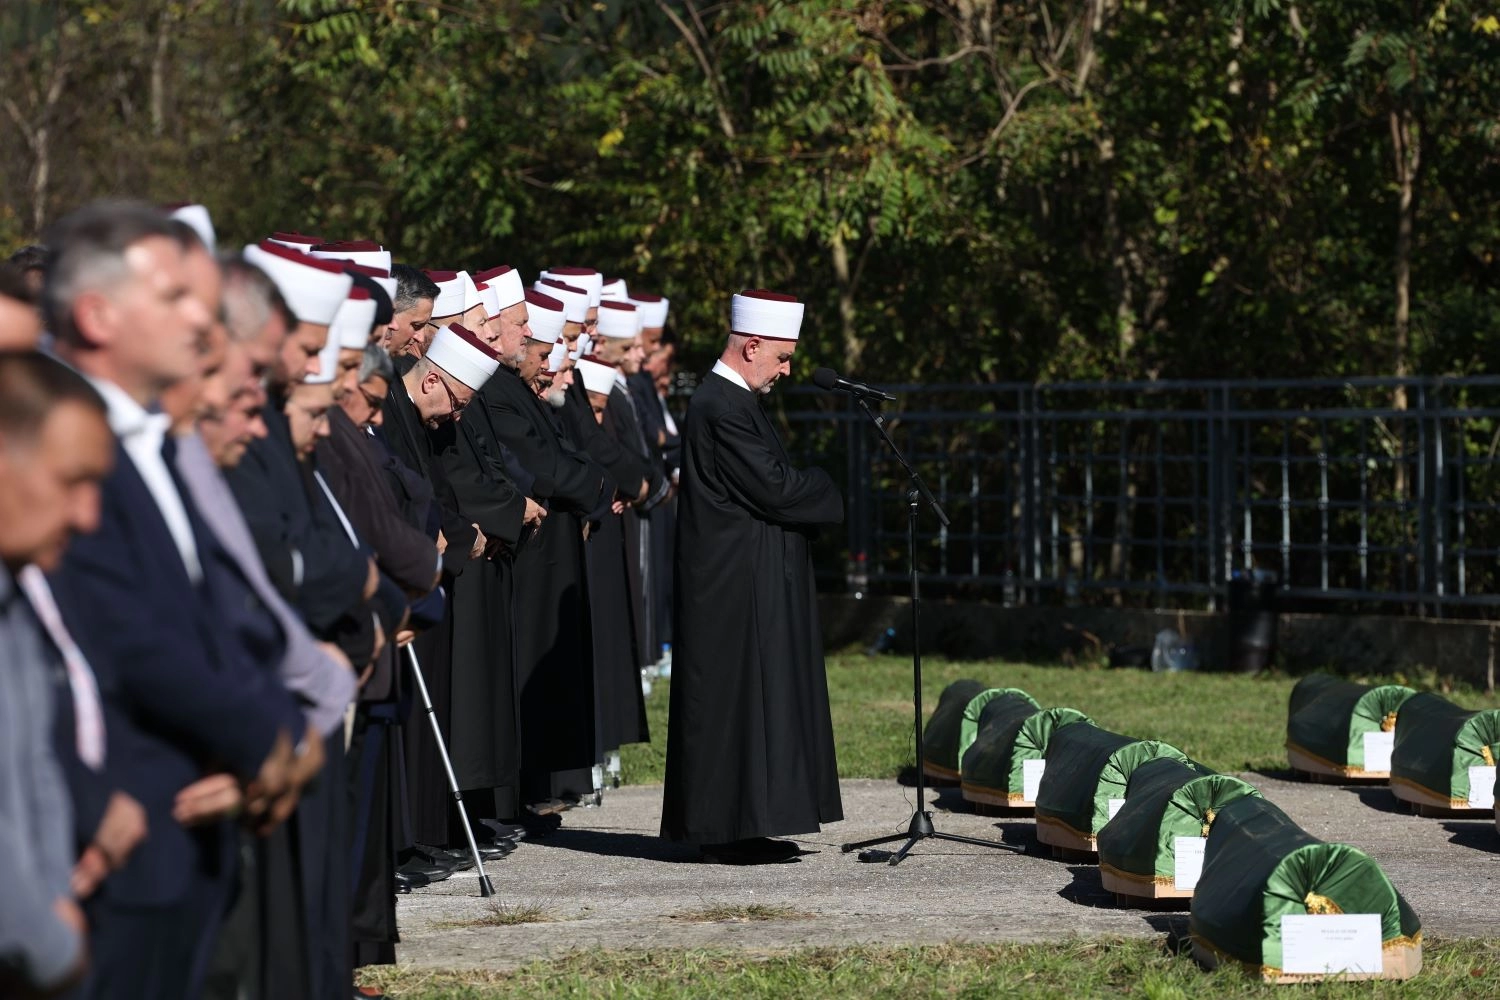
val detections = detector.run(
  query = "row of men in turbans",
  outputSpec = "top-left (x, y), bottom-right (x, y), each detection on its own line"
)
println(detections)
top-left (0, 197), bottom-right (695, 1000)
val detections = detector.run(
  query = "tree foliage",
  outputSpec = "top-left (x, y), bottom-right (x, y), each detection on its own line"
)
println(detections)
top-left (4, 0), bottom-right (1500, 382)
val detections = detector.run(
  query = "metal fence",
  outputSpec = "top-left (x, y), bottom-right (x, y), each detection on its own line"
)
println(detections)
top-left (758, 376), bottom-right (1500, 617)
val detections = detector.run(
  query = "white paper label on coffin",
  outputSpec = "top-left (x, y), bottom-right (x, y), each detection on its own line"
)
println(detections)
top-left (1172, 836), bottom-right (1205, 891)
top-left (1022, 759), bottom-right (1046, 802)
top-left (1280, 914), bottom-right (1383, 975)
top-left (1107, 798), bottom-right (1125, 821)
top-left (1362, 731), bottom-right (1394, 773)
top-left (1468, 765), bottom-right (1496, 809)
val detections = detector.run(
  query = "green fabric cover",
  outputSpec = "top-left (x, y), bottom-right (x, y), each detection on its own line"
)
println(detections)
top-left (1034, 725), bottom-right (1198, 837)
top-left (1097, 757), bottom-right (1261, 880)
top-left (921, 679), bottom-right (988, 772)
top-left (1190, 796), bottom-right (1421, 971)
top-left (961, 706), bottom-right (1092, 797)
top-left (955, 688), bottom-right (1039, 770)
top-left (1390, 692), bottom-right (1500, 801)
top-left (1285, 674), bottom-right (1415, 768)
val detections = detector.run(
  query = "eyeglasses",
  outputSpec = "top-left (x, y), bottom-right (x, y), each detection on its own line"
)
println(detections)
top-left (438, 374), bottom-right (464, 418)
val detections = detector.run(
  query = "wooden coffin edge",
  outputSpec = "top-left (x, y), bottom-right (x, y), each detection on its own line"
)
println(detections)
top-left (922, 761), bottom-right (961, 785)
top-left (1388, 775), bottom-right (1492, 816)
top-left (1098, 862), bottom-right (1194, 900)
top-left (1192, 932), bottom-right (1422, 983)
top-left (1285, 743), bottom-right (1390, 783)
top-left (1035, 814), bottom-right (1097, 857)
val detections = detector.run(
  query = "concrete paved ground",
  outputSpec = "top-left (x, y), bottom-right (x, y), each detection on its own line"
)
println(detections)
top-left (395, 773), bottom-right (1499, 969)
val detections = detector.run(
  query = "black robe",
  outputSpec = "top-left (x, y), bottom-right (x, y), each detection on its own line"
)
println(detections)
top-left (603, 381), bottom-right (664, 669)
top-left (584, 432), bottom-right (650, 755)
top-left (660, 370), bottom-right (844, 843)
top-left (438, 389), bottom-right (529, 818)
top-left (470, 366), bottom-right (602, 800)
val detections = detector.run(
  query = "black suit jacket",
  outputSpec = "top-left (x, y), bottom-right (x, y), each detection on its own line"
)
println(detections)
top-left (51, 440), bottom-right (301, 905)
top-left (224, 402), bottom-right (369, 633)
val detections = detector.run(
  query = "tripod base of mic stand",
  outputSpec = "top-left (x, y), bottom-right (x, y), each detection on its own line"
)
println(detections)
top-left (841, 809), bottom-right (1024, 866)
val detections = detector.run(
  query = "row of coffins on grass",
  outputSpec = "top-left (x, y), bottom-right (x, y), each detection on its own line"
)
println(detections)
top-left (1285, 675), bottom-right (1499, 820)
top-left (925, 678), bottom-right (1423, 981)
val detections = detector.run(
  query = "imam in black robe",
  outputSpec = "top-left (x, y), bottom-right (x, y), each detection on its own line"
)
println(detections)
top-left (660, 368), bottom-right (844, 844)
top-left (471, 364), bottom-right (602, 801)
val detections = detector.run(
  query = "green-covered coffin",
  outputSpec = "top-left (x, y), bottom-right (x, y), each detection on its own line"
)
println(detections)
top-left (1034, 725), bottom-right (1198, 853)
top-left (1285, 674), bottom-right (1415, 779)
top-left (1097, 757), bottom-right (1261, 899)
top-left (1190, 795), bottom-right (1422, 981)
top-left (921, 680), bottom-right (988, 782)
top-left (960, 706), bottom-right (1092, 808)
top-left (954, 688), bottom-right (1040, 768)
top-left (1389, 692), bottom-right (1500, 812)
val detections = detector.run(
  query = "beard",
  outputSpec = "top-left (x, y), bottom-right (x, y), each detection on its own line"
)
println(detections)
top-left (544, 386), bottom-right (567, 408)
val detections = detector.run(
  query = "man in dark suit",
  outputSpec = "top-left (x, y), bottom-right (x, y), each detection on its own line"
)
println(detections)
top-left (43, 202), bottom-right (313, 1000)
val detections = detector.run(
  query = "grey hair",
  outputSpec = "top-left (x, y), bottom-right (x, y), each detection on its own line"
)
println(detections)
top-left (391, 263), bottom-right (439, 313)
top-left (41, 200), bottom-right (180, 346)
top-left (220, 253), bottom-right (295, 343)
top-left (358, 341), bottom-right (394, 384)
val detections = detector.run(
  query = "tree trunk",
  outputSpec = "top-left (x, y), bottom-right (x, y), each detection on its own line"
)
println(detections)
top-left (1390, 103), bottom-right (1420, 497)
top-left (830, 232), bottom-right (863, 370)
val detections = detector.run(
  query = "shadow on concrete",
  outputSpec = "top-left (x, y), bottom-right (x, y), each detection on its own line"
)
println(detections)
top-left (524, 827), bottom-right (708, 864)
top-left (928, 787), bottom-right (972, 813)
top-left (1145, 913), bottom-right (1192, 954)
top-left (1058, 865), bottom-right (1113, 908)
top-left (1441, 820), bottom-right (1497, 851)
top-left (1246, 767), bottom-right (1306, 783)
top-left (988, 821), bottom-right (1038, 854)
top-left (1345, 786), bottom-right (1405, 815)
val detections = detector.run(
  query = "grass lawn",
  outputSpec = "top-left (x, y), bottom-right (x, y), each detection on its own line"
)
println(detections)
top-left (363, 938), bottom-right (1500, 998)
top-left (623, 654), bottom-right (1500, 784)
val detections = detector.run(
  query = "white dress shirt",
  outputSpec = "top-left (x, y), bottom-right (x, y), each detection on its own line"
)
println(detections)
top-left (711, 359), bottom-right (750, 392)
top-left (87, 377), bottom-right (203, 583)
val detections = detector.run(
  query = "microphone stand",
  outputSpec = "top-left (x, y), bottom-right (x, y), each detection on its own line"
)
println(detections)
top-left (839, 394), bottom-right (1022, 865)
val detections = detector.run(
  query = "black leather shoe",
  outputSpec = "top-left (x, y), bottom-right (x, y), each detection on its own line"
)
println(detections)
top-left (414, 844), bottom-right (475, 871)
top-left (394, 869), bottom-right (428, 892)
top-left (700, 840), bottom-right (802, 865)
top-left (520, 811), bottom-right (563, 837)
top-left (397, 857), bottom-right (453, 882)
top-left (480, 821), bottom-right (526, 843)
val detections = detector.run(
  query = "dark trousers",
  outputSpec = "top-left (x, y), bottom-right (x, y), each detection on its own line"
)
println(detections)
top-left (86, 863), bottom-right (228, 1000)
top-left (292, 731), bottom-right (351, 998)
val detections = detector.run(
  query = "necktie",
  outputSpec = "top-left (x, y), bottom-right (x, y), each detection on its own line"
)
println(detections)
top-left (18, 565), bottom-right (107, 770)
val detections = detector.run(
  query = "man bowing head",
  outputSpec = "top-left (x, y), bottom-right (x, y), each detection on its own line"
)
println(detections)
top-left (660, 289), bottom-right (844, 865)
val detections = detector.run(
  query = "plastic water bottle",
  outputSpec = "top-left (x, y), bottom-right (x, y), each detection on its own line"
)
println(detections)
top-left (657, 642), bottom-right (672, 680)
top-left (867, 627), bottom-right (897, 656)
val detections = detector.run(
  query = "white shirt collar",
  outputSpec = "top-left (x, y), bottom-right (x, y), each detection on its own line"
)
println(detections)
top-left (711, 359), bottom-right (750, 392)
top-left (85, 376), bottom-right (169, 441)
top-left (613, 370), bottom-right (628, 389)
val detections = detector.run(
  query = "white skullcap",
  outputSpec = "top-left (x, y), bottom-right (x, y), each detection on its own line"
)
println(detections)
top-left (426, 270), bottom-right (478, 318)
top-left (577, 358), bottom-right (618, 396)
top-left (266, 231), bottom-right (324, 250)
top-left (305, 328), bottom-right (343, 385)
top-left (596, 301), bottom-right (639, 339)
top-left (731, 289), bottom-right (803, 341)
top-left (536, 279), bottom-right (588, 322)
top-left (425, 323), bottom-right (501, 391)
top-left (475, 266), bottom-right (524, 311)
top-left (346, 264), bottom-right (397, 302)
top-left (311, 241), bottom-right (392, 272)
top-left (168, 204), bottom-right (215, 250)
top-left (629, 293), bottom-right (670, 328)
top-left (546, 340), bottom-right (567, 372)
top-left (243, 240), bottom-right (353, 325)
top-left (477, 282), bottom-right (501, 320)
top-left (543, 267), bottom-right (602, 307)
top-left (331, 289), bottom-right (378, 349)
top-left (570, 333), bottom-right (593, 360)
top-left (525, 290), bottom-right (565, 344)
top-left (600, 277), bottom-right (629, 302)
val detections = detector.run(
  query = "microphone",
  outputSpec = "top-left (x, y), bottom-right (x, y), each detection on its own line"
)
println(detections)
top-left (811, 367), bottom-right (896, 402)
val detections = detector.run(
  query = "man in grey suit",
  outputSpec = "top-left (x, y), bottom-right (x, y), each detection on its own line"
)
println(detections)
top-left (0, 352), bottom-right (117, 996)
